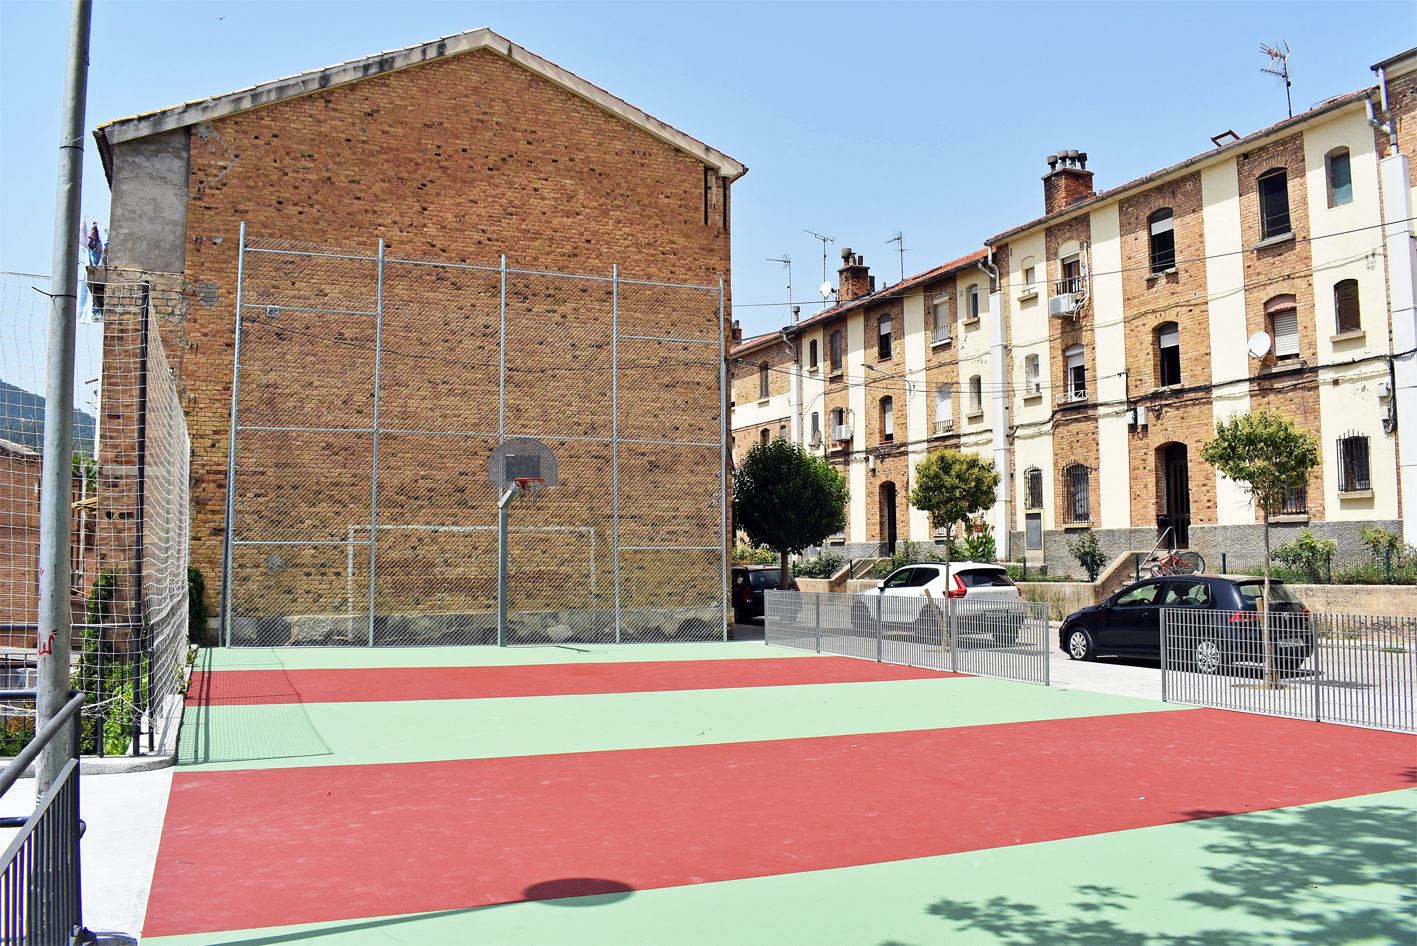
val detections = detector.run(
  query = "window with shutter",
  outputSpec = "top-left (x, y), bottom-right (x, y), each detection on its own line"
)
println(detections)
top-left (1258, 169), bottom-right (1291, 239)
top-left (1273, 310), bottom-right (1300, 358)
top-left (1157, 323), bottom-right (1181, 386)
top-left (880, 396), bottom-right (894, 443)
top-left (1065, 344), bottom-right (1086, 400)
top-left (878, 316), bottom-right (892, 359)
top-left (759, 361), bottom-right (769, 398)
top-left (969, 375), bottom-right (983, 414)
top-left (1149, 209), bottom-right (1176, 272)
top-left (1334, 279), bottom-right (1361, 333)
top-left (1327, 149), bottom-right (1352, 207)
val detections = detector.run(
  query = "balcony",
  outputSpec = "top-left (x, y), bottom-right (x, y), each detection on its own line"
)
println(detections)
top-left (1056, 276), bottom-right (1085, 296)
top-left (930, 325), bottom-right (952, 346)
top-left (933, 419), bottom-right (953, 436)
top-left (1056, 388), bottom-right (1088, 405)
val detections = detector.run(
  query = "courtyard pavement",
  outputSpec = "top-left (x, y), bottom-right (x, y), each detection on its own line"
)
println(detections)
top-left (52, 631), bottom-right (1417, 943)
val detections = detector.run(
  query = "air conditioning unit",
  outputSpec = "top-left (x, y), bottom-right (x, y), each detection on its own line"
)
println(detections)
top-left (831, 424), bottom-right (853, 443)
top-left (1048, 293), bottom-right (1078, 319)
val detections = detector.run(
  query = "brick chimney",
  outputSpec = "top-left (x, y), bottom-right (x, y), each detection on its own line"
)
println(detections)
top-left (837, 248), bottom-right (874, 302)
top-left (1042, 150), bottom-right (1095, 216)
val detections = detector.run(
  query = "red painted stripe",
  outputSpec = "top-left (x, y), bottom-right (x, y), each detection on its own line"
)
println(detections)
top-left (187, 657), bottom-right (957, 705)
top-left (144, 710), bottom-right (1415, 937)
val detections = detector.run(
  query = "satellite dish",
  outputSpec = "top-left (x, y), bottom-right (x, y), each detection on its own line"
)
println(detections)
top-left (1247, 331), bottom-right (1272, 359)
top-left (819, 280), bottom-right (833, 300)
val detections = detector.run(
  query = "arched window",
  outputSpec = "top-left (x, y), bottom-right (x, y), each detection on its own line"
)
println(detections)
top-left (1065, 344), bottom-right (1087, 401)
top-left (880, 396), bottom-right (894, 443)
top-left (1156, 322), bottom-right (1181, 387)
top-left (1063, 464), bottom-right (1091, 524)
top-left (760, 428), bottom-right (770, 446)
top-left (1149, 208), bottom-right (1176, 272)
top-left (969, 375), bottom-right (983, 414)
top-left (1020, 256), bottom-right (1037, 290)
top-left (1258, 168), bottom-right (1291, 239)
top-left (758, 361), bottom-right (769, 398)
top-left (810, 411), bottom-right (821, 444)
top-left (1334, 279), bottom-right (1361, 333)
top-left (808, 338), bottom-right (819, 369)
top-left (1024, 353), bottom-right (1041, 395)
top-left (966, 285), bottom-right (981, 320)
top-left (829, 331), bottom-right (842, 371)
top-left (1326, 148), bottom-right (1352, 207)
top-left (1265, 294), bottom-right (1299, 360)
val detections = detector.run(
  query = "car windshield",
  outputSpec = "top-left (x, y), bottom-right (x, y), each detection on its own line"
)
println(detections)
top-left (957, 568), bottom-right (1013, 588)
top-left (1236, 581), bottom-right (1303, 609)
top-left (748, 570), bottom-right (780, 588)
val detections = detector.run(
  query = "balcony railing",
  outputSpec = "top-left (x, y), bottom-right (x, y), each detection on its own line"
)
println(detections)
top-left (930, 325), bottom-right (951, 345)
top-left (1056, 276), bottom-right (1085, 296)
top-left (934, 419), bottom-right (953, 435)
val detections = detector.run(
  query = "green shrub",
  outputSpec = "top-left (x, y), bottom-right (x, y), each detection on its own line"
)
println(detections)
top-left (1067, 529), bottom-right (1107, 582)
top-left (187, 566), bottom-right (208, 643)
top-left (960, 517), bottom-right (996, 562)
top-left (732, 543), bottom-right (779, 565)
top-left (1272, 528), bottom-right (1337, 583)
top-left (794, 550), bottom-right (845, 579)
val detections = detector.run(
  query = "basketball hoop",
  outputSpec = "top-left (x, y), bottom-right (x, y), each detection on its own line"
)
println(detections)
top-left (513, 477), bottom-right (545, 491)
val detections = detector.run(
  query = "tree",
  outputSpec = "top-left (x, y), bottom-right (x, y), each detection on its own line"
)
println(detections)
top-left (1199, 410), bottom-right (1320, 685)
top-left (907, 449), bottom-right (1001, 611)
top-left (733, 438), bottom-right (849, 589)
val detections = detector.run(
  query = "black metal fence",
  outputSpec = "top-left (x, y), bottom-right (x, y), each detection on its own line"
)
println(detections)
top-left (0, 691), bottom-right (86, 945)
top-left (1161, 608), bottom-right (1415, 732)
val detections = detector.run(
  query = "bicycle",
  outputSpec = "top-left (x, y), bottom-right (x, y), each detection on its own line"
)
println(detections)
top-left (1148, 549), bottom-right (1204, 577)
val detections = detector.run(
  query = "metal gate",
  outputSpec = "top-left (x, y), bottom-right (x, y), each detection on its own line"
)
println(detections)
top-left (220, 231), bottom-right (727, 646)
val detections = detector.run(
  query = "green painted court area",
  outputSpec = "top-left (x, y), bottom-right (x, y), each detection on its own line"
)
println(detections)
top-left (146, 642), bottom-right (1417, 946)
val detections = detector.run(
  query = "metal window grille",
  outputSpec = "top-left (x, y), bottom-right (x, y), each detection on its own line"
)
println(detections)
top-left (1066, 465), bottom-right (1090, 523)
top-left (220, 236), bottom-right (727, 647)
top-left (1259, 169), bottom-right (1292, 239)
top-left (1338, 432), bottom-right (1371, 492)
top-left (1280, 486), bottom-right (1307, 515)
top-left (1024, 468), bottom-right (1043, 510)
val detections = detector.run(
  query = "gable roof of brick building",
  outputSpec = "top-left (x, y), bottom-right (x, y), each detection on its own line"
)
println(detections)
top-left (93, 27), bottom-right (747, 184)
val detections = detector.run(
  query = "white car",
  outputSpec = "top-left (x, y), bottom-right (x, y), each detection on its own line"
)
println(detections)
top-left (851, 561), bottom-right (1026, 642)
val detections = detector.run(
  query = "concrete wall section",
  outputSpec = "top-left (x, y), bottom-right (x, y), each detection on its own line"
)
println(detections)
top-left (108, 128), bottom-right (191, 274)
top-left (847, 311), bottom-right (867, 542)
top-left (1089, 203), bottom-right (1130, 530)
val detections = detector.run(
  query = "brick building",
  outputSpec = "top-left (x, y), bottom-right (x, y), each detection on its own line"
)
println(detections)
top-left (91, 29), bottom-right (745, 639)
top-left (732, 48), bottom-right (1417, 576)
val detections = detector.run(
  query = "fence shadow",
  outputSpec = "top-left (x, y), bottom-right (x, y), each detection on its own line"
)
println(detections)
top-left (913, 800), bottom-right (1415, 946)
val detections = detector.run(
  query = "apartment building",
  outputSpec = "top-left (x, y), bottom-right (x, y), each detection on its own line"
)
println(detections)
top-left (731, 47), bottom-right (1417, 572)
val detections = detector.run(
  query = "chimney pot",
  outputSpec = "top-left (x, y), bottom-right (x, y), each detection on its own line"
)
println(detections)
top-left (836, 250), bottom-right (872, 302)
top-left (1046, 154), bottom-right (1058, 169)
top-left (841, 247), bottom-right (853, 260)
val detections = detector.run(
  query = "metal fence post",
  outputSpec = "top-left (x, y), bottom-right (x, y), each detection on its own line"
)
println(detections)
top-left (1221, 552), bottom-right (1227, 575)
top-left (1159, 608), bottom-right (1168, 703)
top-left (366, 239), bottom-right (385, 647)
top-left (1134, 553), bottom-right (1140, 583)
top-left (814, 592), bottom-right (821, 653)
top-left (875, 595), bottom-right (883, 662)
top-left (611, 264), bottom-right (621, 644)
top-left (221, 223), bottom-right (246, 648)
top-left (132, 283), bottom-right (150, 753)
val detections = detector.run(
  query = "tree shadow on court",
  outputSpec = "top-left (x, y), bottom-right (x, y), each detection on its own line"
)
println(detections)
top-left (906, 801), bottom-right (1416, 946)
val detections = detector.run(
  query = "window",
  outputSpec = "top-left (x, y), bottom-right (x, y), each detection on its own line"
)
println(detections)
top-left (1280, 485), bottom-right (1307, 515)
top-left (1163, 581), bottom-right (1212, 608)
top-left (880, 396), bottom-right (894, 443)
top-left (1060, 254), bottom-right (1082, 295)
top-left (808, 339), bottom-right (818, 369)
top-left (934, 383), bottom-right (952, 434)
top-left (758, 361), bottom-right (769, 398)
top-left (1337, 432), bottom-right (1370, 492)
top-left (1258, 168), bottom-right (1291, 239)
top-left (1334, 279), bottom-right (1361, 333)
top-left (1020, 257), bottom-right (1037, 292)
top-left (966, 286), bottom-right (981, 321)
top-left (1327, 148), bottom-right (1352, 207)
top-left (1157, 322), bottom-right (1181, 387)
top-left (1065, 464), bottom-right (1091, 523)
top-left (1149, 208), bottom-right (1176, 272)
top-left (1025, 512), bottom-right (1043, 550)
top-left (1266, 295), bottom-right (1299, 359)
top-left (1065, 344), bottom-right (1086, 400)
top-left (968, 375), bottom-right (983, 414)
top-left (1024, 467), bottom-right (1043, 509)
top-left (932, 297), bottom-right (950, 343)
top-left (829, 331), bottom-right (842, 371)
top-left (1024, 353), bottom-right (1041, 395)
top-left (760, 428), bottom-right (770, 446)
top-left (830, 407), bottom-right (845, 440)
top-left (779, 424), bottom-right (787, 440)
top-left (878, 315), bottom-right (892, 359)
top-left (1115, 583), bottom-right (1161, 607)
top-left (810, 411), bottom-right (821, 444)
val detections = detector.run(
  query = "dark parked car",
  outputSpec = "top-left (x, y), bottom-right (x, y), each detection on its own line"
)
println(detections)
top-left (1059, 575), bottom-right (1314, 673)
top-left (731, 565), bottom-right (797, 624)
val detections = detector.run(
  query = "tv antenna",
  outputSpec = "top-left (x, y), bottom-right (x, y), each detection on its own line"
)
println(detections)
top-left (887, 232), bottom-right (907, 283)
top-left (804, 229), bottom-right (834, 299)
top-left (767, 253), bottom-right (793, 319)
top-left (1260, 41), bottom-right (1293, 119)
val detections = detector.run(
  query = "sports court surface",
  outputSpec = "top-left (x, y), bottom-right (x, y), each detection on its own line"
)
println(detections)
top-left (146, 641), bottom-right (1415, 945)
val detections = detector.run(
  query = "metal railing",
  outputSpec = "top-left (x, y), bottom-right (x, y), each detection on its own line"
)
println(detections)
top-left (0, 690), bottom-right (87, 945)
top-left (1161, 608), bottom-right (1414, 732)
top-left (765, 590), bottom-right (1049, 685)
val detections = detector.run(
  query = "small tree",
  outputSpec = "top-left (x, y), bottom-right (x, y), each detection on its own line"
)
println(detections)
top-left (1200, 410), bottom-right (1319, 684)
top-left (733, 439), bottom-right (849, 589)
top-left (908, 449), bottom-right (1001, 614)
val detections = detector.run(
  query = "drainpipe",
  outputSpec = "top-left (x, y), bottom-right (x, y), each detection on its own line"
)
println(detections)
top-left (781, 322), bottom-right (801, 446)
top-left (1379, 149), bottom-right (1417, 540)
top-left (981, 248), bottom-right (1011, 560)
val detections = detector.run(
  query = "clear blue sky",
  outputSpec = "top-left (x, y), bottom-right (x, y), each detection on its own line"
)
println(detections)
top-left (1, 1), bottom-right (1410, 346)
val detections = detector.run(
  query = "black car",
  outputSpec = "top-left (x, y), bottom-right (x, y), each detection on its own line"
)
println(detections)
top-left (1059, 575), bottom-right (1314, 673)
top-left (731, 565), bottom-right (798, 624)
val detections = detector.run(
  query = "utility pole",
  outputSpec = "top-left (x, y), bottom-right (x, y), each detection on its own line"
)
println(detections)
top-left (37, 0), bottom-right (92, 793)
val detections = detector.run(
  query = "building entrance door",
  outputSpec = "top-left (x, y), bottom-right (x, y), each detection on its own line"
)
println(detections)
top-left (1162, 443), bottom-right (1191, 548)
top-left (881, 482), bottom-right (898, 555)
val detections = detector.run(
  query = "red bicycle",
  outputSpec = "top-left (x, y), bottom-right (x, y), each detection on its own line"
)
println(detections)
top-left (1149, 549), bottom-right (1205, 577)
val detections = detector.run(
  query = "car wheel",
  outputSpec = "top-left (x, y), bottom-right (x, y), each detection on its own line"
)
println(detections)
top-left (1065, 626), bottom-right (1095, 661)
top-left (1193, 637), bottom-right (1225, 675)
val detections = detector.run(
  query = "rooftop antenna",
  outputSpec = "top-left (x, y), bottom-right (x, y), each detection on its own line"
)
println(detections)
top-left (767, 253), bottom-right (793, 321)
top-left (804, 229), bottom-right (834, 300)
top-left (1260, 41), bottom-right (1293, 119)
top-left (887, 232), bottom-right (907, 283)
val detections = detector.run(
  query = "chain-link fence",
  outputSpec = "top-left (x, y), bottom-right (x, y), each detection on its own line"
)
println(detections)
top-left (0, 272), bottom-right (190, 756)
top-left (1161, 608), bottom-right (1415, 732)
top-left (223, 235), bottom-right (727, 646)
top-left (765, 589), bottom-right (1050, 685)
